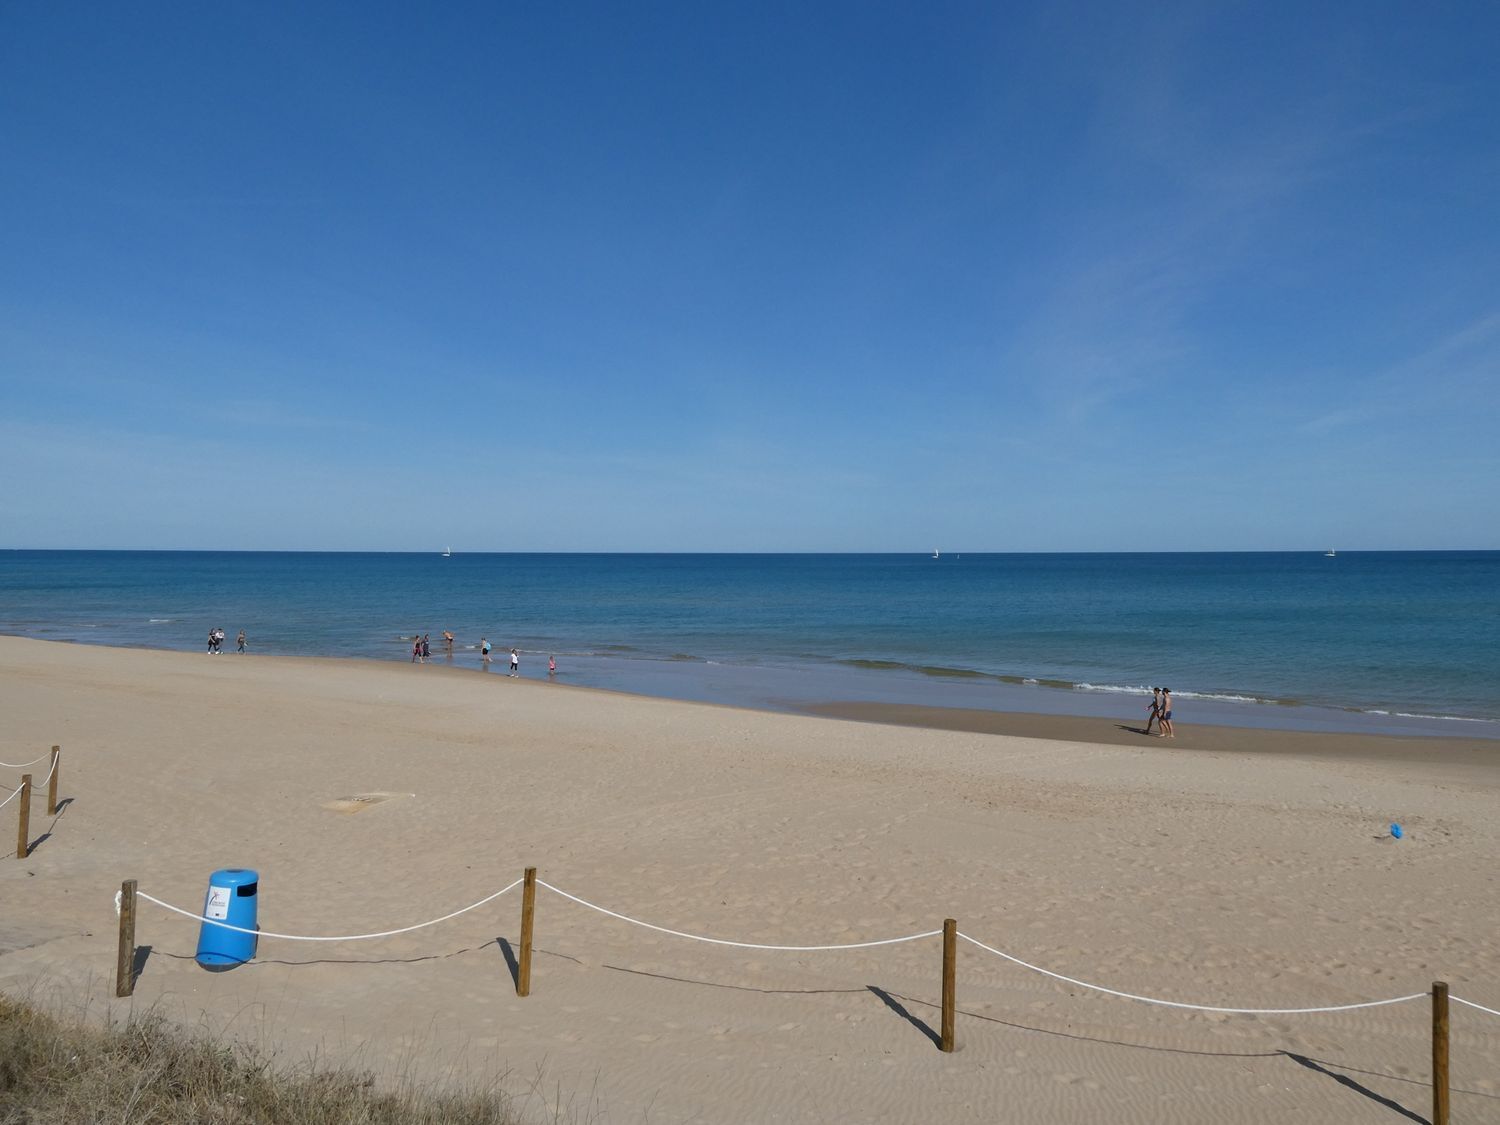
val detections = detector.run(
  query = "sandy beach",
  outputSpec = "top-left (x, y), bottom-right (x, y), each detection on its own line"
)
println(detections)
top-left (2, 634), bottom-right (1498, 1123)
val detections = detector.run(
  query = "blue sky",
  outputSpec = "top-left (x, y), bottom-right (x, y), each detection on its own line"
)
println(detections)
top-left (2, 2), bottom-right (1497, 550)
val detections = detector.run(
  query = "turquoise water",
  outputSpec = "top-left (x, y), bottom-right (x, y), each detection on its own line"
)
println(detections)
top-left (2, 551), bottom-right (1497, 736)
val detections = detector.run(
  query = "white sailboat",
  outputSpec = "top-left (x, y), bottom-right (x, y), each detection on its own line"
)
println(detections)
top-left (1324, 548), bottom-right (1336, 557)
top-left (442, 546), bottom-right (452, 558)
top-left (932, 548), bottom-right (940, 559)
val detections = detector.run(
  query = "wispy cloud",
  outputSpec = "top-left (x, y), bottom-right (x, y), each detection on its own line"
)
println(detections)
top-left (197, 397), bottom-right (377, 433)
top-left (1301, 311), bottom-right (1500, 434)
top-left (1010, 8), bottom-right (1456, 424)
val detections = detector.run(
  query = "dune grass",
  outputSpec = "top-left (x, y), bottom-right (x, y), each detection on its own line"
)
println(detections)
top-left (0, 994), bottom-right (523, 1124)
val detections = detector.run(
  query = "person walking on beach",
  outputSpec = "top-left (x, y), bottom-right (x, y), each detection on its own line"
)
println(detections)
top-left (411, 636), bottom-right (423, 663)
top-left (443, 630), bottom-right (454, 655)
top-left (481, 637), bottom-right (492, 666)
top-left (1159, 688), bottom-right (1174, 738)
top-left (236, 629), bottom-right (246, 654)
top-left (1145, 687), bottom-right (1161, 735)
top-left (208, 628), bottom-right (217, 654)
top-left (548, 654), bottom-right (556, 678)
top-left (509, 648), bottom-right (520, 677)
top-left (421, 634), bottom-right (431, 663)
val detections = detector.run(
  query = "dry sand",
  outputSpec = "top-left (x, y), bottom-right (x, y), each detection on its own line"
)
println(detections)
top-left (1, 634), bottom-right (1498, 1123)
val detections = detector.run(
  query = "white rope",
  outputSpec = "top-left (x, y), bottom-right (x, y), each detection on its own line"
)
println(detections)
top-left (0, 755), bottom-right (59, 810)
top-left (958, 933), bottom-right (1426, 1014)
top-left (1, 753), bottom-right (60, 804)
top-left (133, 878), bottom-right (523, 942)
top-left (1454, 996), bottom-right (1500, 1019)
top-left (0, 753), bottom-right (49, 769)
top-left (538, 880), bottom-right (942, 951)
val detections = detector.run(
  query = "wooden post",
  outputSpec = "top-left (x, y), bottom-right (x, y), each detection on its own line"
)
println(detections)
top-left (14, 774), bottom-right (30, 859)
top-left (116, 879), bottom-right (138, 997)
top-left (47, 746), bottom-right (60, 816)
top-left (1432, 980), bottom-right (1449, 1125)
top-left (941, 917), bottom-right (957, 1052)
top-left (518, 866), bottom-right (536, 997)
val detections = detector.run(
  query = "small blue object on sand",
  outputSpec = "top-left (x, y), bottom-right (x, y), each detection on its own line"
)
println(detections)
top-left (1390, 823), bottom-right (1403, 839)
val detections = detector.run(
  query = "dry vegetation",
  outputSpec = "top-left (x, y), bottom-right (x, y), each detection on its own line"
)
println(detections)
top-left (0, 995), bottom-right (522, 1125)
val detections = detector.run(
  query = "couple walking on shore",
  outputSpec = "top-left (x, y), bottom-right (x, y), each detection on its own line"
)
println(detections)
top-left (1146, 687), bottom-right (1174, 737)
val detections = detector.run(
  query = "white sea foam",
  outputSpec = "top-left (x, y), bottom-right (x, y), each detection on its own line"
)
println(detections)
top-left (1172, 690), bottom-right (1268, 705)
top-left (1391, 711), bottom-right (1497, 724)
top-left (1074, 682), bottom-right (1270, 705)
top-left (1065, 688), bottom-right (1494, 724)
top-left (147, 618), bottom-right (174, 624)
top-left (1074, 684), bottom-right (1272, 702)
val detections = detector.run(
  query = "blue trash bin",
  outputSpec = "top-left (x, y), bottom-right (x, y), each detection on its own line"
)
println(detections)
top-left (195, 868), bottom-right (259, 969)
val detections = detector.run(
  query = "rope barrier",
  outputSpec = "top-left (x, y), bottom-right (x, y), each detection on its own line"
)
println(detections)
top-left (957, 933), bottom-right (1426, 1014)
top-left (1453, 996), bottom-right (1500, 1019)
top-left (1, 755), bottom-right (58, 802)
top-left (119, 876), bottom-right (1496, 1020)
top-left (537, 880), bottom-right (942, 951)
top-left (0, 753), bottom-right (49, 769)
top-left (133, 878), bottom-right (523, 942)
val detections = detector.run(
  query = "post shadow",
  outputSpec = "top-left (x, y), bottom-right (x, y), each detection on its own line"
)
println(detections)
top-left (498, 937), bottom-right (520, 989)
top-left (1282, 1053), bottom-right (1429, 1124)
top-left (24, 800), bottom-right (73, 856)
top-left (868, 985), bottom-right (942, 1050)
top-left (130, 945), bottom-right (152, 989)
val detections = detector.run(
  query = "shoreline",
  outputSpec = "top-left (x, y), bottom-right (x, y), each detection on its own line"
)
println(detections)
top-left (11, 629), bottom-right (1499, 744)
top-left (794, 700), bottom-right (1500, 767)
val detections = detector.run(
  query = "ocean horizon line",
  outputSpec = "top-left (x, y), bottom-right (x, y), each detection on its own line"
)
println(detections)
top-left (5, 547), bottom-right (1499, 556)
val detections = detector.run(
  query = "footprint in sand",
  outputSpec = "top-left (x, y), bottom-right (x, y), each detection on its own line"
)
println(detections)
top-left (321, 792), bottom-right (410, 814)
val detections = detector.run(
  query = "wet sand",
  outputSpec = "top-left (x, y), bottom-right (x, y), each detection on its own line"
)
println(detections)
top-left (796, 701), bottom-right (1500, 772)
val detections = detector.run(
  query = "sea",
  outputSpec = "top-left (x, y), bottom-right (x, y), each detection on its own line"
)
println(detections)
top-left (2, 550), bottom-right (1498, 739)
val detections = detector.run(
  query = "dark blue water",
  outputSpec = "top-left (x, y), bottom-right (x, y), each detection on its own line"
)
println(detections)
top-left (2, 551), bottom-right (1497, 736)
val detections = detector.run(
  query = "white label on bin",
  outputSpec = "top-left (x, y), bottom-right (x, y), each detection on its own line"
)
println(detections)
top-left (204, 885), bottom-right (232, 920)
